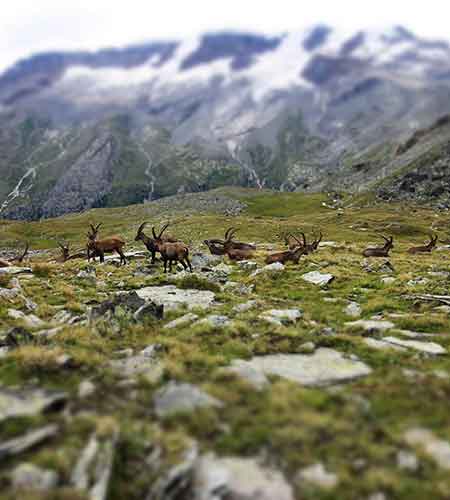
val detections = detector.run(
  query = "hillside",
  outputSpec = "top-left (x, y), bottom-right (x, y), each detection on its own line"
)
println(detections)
top-left (2, 26), bottom-right (450, 219)
top-left (0, 189), bottom-right (450, 499)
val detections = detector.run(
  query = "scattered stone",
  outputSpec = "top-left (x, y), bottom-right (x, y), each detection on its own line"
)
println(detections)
top-left (214, 263), bottom-right (233, 274)
top-left (0, 347), bottom-right (9, 358)
top-left (0, 388), bottom-right (67, 423)
top-left (434, 305), bottom-right (450, 314)
top-left (0, 326), bottom-right (34, 347)
top-left (236, 260), bottom-right (258, 271)
top-left (222, 282), bottom-right (255, 295)
top-left (7, 309), bottom-right (44, 328)
top-left (133, 302), bottom-right (164, 322)
top-left (301, 271), bottom-right (335, 286)
top-left (0, 267), bottom-right (32, 276)
top-left (227, 348), bottom-right (371, 387)
top-left (136, 285), bottom-right (215, 310)
top-left (114, 348), bottom-right (133, 358)
top-left (383, 337), bottom-right (446, 355)
top-left (404, 428), bottom-right (450, 469)
top-left (363, 338), bottom-right (406, 351)
top-left (0, 425), bottom-right (58, 461)
top-left (76, 269), bottom-right (96, 281)
top-left (346, 320), bottom-right (394, 333)
top-left (195, 315), bottom-right (231, 328)
top-left (259, 309), bottom-right (302, 326)
top-left (109, 354), bottom-right (163, 383)
top-left (297, 463), bottom-right (338, 490)
top-left (140, 344), bottom-right (163, 358)
top-left (397, 450), bottom-right (419, 471)
top-left (379, 261), bottom-right (395, 274)
top-left (232, 300), bottom-right (258, 314)
top-left (91, 291), bottom-right (163, 321)
top-left (78, 380), bottom-right (96, 399)
top-left (345, 302), bottom-right (361, 317)
top-left (407, 278), bottom-right (430, 286)
top-left (381, 277), bottom-right (396, 285)
top-left (318, 241), bottom-right (338, 248)
top-left (153, 382), bottom-right (223, 417)
top-left (298, 342), bottom-right (316, 354)
top-left (251, 262), bottom-right (284, 277)
top-left (428, 271), bottom-right (450, 278)
top-left (11, 462), bottom-right (59, 491)
top-left (164, 313), bottom-right (199, 329)
top-left (190, 252), bottom-right (223, 269)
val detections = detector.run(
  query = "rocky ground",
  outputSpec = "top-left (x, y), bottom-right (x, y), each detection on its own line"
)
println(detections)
top-left (0, 189), bottom-right (450, 499)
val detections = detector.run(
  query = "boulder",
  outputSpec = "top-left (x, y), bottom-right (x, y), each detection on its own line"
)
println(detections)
top-left (301, 271), bottom-right (335, 286)
top-left (11, 462), bottom-right (59, 491)
top-left (259, 309), bottom-right (302, 326)
top-left (136, 285), bottom-right (215, 311)
top-left (0, 388), bottom-right (67, 422)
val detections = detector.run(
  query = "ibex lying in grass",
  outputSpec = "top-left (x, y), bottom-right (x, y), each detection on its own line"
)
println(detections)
top-left (87, 223), bottom-right (127, 265)
top-left (362, 235), bottom-right (394, 257)
top-left (0, 243), bottom-right (29, 267)
top-left (57, 242), bottom-right (86, 263)
top-left (284, 231), bottom-right (322, 253)
top-left (266, 233), bottom-right (306, 264)
top-left (134, 222), bottom-right (178, 264)
top-left (204, 228), bottom-right (256, 260)
top-left (407, 234), bottom-right (438, 254)
top-left (152, 223), bottom-right (192, 273)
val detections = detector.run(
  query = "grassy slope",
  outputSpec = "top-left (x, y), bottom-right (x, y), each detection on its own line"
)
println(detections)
top-left (1, 188), bottom-right (450, 499)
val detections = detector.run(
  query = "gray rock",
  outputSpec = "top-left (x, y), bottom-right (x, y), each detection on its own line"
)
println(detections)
top-left (191, 252), bottom-right (224, 269)
top-left (140, 344), bottom-right (163, 358)
top-left (251, 262), bottom-right (284, 277)
top-left (0, 326), bottom-right (34, 347)
top-left (214, 263), bottom-right (233, 275)
top-left (136, 285), bottom-right (215, 310)
top-left (0, 388), bottom-right (67, 423)
top-left (407, 278), bottom-right (430, 286)
top-left (297, 463), bottom-right (338, 490)
top-left (226, 360), bottom-right (269, 390)
top-left (404, 428), bottom-right (450, 469)
top-left (11, 462), bottom-right (59, 490)
top-left (76, 269), bottom-right (96, 281)
top-left (380, 277), bottom-right (396, 285)
top-left (383, 337), bottom-right (446, 354)
top-left (397, 450), bottom-right (419, 471)
top-left (236, 260), bottom-right (258, 271)
top-left (0, 267), bottom-right (32, 276)
top-left (345, 302), bottom-right (362, 317)
top-left (110, 354), bottom-right (163, 383)
top-left (0, 425), bottom-right (58, 461)
top-left (154, 382), bottom-right (223, 417)
top-left (222, 282), bottom-right (255, 295)
top-left (7, 309), bottom-right (44, 328)
top-left (301, 271), bottom-right (335, 286)
top-left (232, 300), bottom-right (258, 314)
top-left (195, 315), bottom-right (231, 328)
top-left (164, 313), bottom-right (199, 329)
top-left (434, 305), bottom-right (450, 314)
top-left (78, 380), bottom-right (96, 398)
top-left (259, 309), bottom-right (302, 326)
top-left (346, 320), bottom-right (395, 333)
top-left (134, 302), bottom-right (164, 322)
top-left (298, 342), bottom-right (316, 354)
top-left (228, 348), bottom-right (371, 387)
top-left (91, 291), bottom-right (163, 320)
top-left (363, 338), bottom-right (406, 351)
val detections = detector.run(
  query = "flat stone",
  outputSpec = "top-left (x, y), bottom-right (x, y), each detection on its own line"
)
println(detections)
top-left (383, 337), bottom-right (446, 355)
top-left (190, 252), bottom-right (223, 269)
top-left (164, 313), bottom-right (199, 329)
top-left (381, 277), bottom-right (396, 285)
top-left (153, 382), bottom-right (223, 417)
top-left (397, 450), bottom-right (419, 471)
top-left (0, 425), bottom-right (58, 461)
top-left (434, 305), bottom-right (450, 314)
top-left (301, 271), bottom-right (335, 286)
top-left (259, 309), bottom-right (302, 326)
top-left (226, 360), bottom-right (269, 390)
top-left (404, 428), bottom-right (450, 469)
top-left (78, 380), bottom-right (96, 399)
top-left (396, 329), bottom-right (440, 339)
top-left (222, 282), bottom-right (255, 295)
top-left (345, 302), bottom-right (361, 317)
top-left (136, 285), bottom-right (215, 310)
top-left (0, 267), bottom-right (32, 276)
top-left (318, 241), bottom-right (337, 248)
top-left (214, 263), bottom-right (233, 274)
top-left (363, 338), bottom-right (406, 351)
top-left (193, 454), bottom-right (294, 500)
top-left (232, 300), bottom-right (258, 314)
top-left (0, 388), bottom-right (67, 423)
top-left (407, 278), bottom-right (430, 286)
top-left (346, 320), bottom-right (394, 333)
top-left (195, 315), bottom-right (231, 328)
top-left (11, 462), bottom-right (59, 490)
top-left (109, 355), bottom-right (163, 383)
top-left (251, 262), bottom-right (284, 277)
top-left (228, 348), bottom-right (371, 387)
top-left (297, 463), bottom-right (338, 490)
top-left (7, 309), bottom-right (44, 328)
top-left (236, 260), bottom-right (258, 271)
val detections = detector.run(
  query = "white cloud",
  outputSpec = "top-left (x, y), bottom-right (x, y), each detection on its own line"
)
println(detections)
top-left (1, 0), bottom-right (450, 74)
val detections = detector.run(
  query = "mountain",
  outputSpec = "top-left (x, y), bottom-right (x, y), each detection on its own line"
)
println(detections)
top-left (2, 25), bottom-right (450, 219)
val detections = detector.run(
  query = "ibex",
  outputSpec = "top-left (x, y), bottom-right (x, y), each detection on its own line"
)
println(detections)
top-left (0, 243), bottom-right (29, 267)
top-left (134, 222), bottom-right (178, 264)
top-left (87, 223), bottom-right (127, 265)
top-left (152, 223), bottom-right (192, 273)
top-left (204, 228), bottom-right (256, 261)
top-left (266, 233), bottom-right (306, 264)
top-left (362, 235), bottom-right (394, 257)
top-left (284, 231), bottom-right (322, 253)
top-left (57, 242), bottom-right (86, 263)
top-left (407, 235), bottom-right (438, 254)
top-left (305, 231), bottom-right (323, 253)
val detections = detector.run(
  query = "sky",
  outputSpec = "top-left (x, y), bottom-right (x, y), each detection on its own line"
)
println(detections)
top-left (1, 0), bottom-right (449, 74)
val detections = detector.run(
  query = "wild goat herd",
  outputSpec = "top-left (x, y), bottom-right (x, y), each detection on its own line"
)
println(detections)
top-left (0, 222), bottom-right (441, 272)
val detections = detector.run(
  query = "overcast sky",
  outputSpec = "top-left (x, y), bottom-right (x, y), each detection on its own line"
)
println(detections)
top-left (1, 0), bottom-right (449, 73)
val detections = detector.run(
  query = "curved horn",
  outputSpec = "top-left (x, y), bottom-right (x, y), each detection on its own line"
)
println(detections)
top-left (95, 223), bottom-right (102, 232)
top-left (224, 227), bottom-right (234, 240)
top-left (158, 223), bottom-right (170, 239)
top-left (137, 222), bottom-right (148, 235)
top-left (228, 228), bottom-right (238, 241)
top-left (152, 226), bottom-right (157, 238)
top-left (290, 234), bottom-right (302, 246)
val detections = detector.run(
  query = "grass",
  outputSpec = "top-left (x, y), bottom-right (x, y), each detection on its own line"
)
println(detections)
top-left (0, 188), bottom-right (450, 499)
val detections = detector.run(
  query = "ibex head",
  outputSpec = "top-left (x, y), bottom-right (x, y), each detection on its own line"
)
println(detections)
top-left (379, 234), bottom-right (394, 250)
top-left (135, 222), bottom-right (149, 242)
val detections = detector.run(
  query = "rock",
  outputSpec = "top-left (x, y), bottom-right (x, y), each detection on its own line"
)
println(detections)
top-left (346, 320), bottom-right (395, 333)
top-left (109, 354), bottom-right (163, 383)
top-left (192, 454), bottom-right (294, 500)
top-left (71, 430), bottom-right (119, 500)
top-left (226, 360), bottom-right (269, 390)
top-left (0, 425), bottom-right (58, 461)
top-left (0, 267), bottom-right (32, 276)
top-left (259, 309), bottom-right (302, 326)
top-left (0, 326), bottom-right (34, 347)
top-left (298, 342), bottom-right (316, 354)
top-left (7, 309), bottom-right (44, 328)
top-left (222, 282), bottom-right (255, 295)
top-left (236, 260), bottom-right (258, 271)
top-left (345, 302), bottom-right (361, 317)
top-left (76, 269), bottom-right (96, 281)
top-left (153, 382), bottom-right (223, 417)
top-left (136, 285), bottom-right (215, 311)
top-left (214, 263), bottom-right (233, 274)
top-left (251, 262), bottom-right (284, 277)
top-left (0, 347), bottom-right (9, 358)
top-left (164, 313), bottom-right (199, 329)
top-left (323, 297), bottom-right (339, 303)
top-left (140, 344), bottom-right (163, 358)
top-left (381, 277), bottom-right (396, 285)
top-left (396, 329), bottom-right (440, 339)
top-left (134, 302), bottom-right (164, 322)
top-left (383, 337), bottom-right (446, 354)
top-left (91, 291), bottom-right (163, 320)
top-left (434, 305), bottom-right (450, 313)
top-left (301, 271), bottom-right (335, 286)
top-left (428, 271), bottom-right (450, 278)
top-left (367, 493), bottom-right (387, 500)
top-left (297, 463), bottom-right (338, 490)
top-left (397, 450), bottom-right (419, 471)
top-left (318, 241), bottom-right (338, 248)
top-left (11, 462), bottom-right (59, 490)
top-left (363, 338), bottom-right (406, 351)
top-left (404, 428), bottom-right (450, 469)
top-left (195, 315), bottom-right (231, 328)
top-left (52, 310), bottom-right (75, 324)
top-left (407, 278), bottom-right (430, 286)
top-left (0, 387), bottom-right (67, 423)
top-left (190, 252), bottom-right (223, 269)
top-left (232, 300), bottom-right (258, 314)
top-left (228, 349), bottom-right (371, 387)
top-left (78, 380), bottom-right (96, 398)
top-left (379, 261), bottom-right (395, 274)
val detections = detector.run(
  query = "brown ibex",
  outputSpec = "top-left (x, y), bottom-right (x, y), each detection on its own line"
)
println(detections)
top-left (87, 223), bottom-right (127, 265)
top-left (0, 243), bottom-right (29, 267)
top-left (57, 242), bottom-right (86, 263)
top-left (265, 233), bottom-right (306, 264)
top-left (407, 234), bottom-right (438, 254)
top-left (362, 235), bottom-right (394, 257)
top-left (152, 223), bottom-right (192, 273)
top-left (134, 222), bottom-right (178, 264)
top-left (204, 228), bottom-right (256, 261)
top-left (284, 231), bottom-right (322, 254)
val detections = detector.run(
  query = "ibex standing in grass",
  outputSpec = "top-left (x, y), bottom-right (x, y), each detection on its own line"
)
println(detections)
top-left (362, 235), bottom-right (394, 257)
top-left (152, 224), bottom-right (192, 273)
top-left (407, 234), bottom-right (438, 254)
top-left (266, 233), bottom-right (306, 264)
top-left (134, 222), bottom-right (178, 264)
top-left (87, 223), bottom-right (127, 265)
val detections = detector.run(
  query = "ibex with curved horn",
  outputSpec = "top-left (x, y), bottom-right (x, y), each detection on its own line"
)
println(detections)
top-left (152, 223), bottom-right (192, 273)
top-left (87, 223), bottom-right (127, 265)
top-left (134, 222), bottom-right (178, 264)
top-left (407, 234), bottom-right (438, 254)
top-left (362, 235), bottom-right (394, 257)
top-left (204, 227), bottom-right (256, 260)
top-left (0, 243), bottom-right (30, 268)
top-left (266, 233), bottom-right (306, 264)
top-left (57, 241), bottom-right (86, 263)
